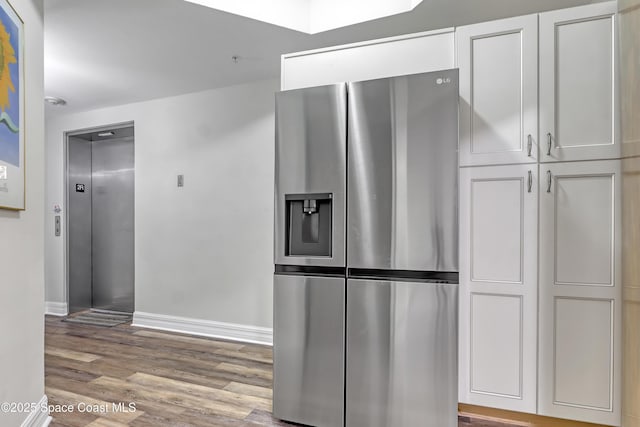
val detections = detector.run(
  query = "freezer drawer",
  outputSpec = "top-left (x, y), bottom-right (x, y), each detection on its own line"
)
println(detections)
top-left (273, 274), bottom-right (345, 427)
top-left (346, 278), bottom-right (458, 427)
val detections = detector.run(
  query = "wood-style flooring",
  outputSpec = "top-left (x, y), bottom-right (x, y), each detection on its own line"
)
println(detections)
top-left (45, 315), bottom-right (518, 427)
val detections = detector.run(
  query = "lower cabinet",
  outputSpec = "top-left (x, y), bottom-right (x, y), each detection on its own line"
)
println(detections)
top-left (459, 160), bottom-right (621, 426)
top-left (538, 160), bottom-right (621, 426)
top-left (459, 164), bottom-right (538, 413)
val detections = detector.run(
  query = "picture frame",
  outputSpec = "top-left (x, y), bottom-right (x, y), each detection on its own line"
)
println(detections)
top-left (0, 0), bottom-right (23, 210)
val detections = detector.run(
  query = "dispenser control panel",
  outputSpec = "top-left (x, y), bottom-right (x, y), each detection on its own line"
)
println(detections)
top-left (285, 193), bottom-right (332, 257)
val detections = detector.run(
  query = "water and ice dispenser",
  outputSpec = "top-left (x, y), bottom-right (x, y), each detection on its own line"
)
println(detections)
top-left (285, 193), bottom-right (332, 257)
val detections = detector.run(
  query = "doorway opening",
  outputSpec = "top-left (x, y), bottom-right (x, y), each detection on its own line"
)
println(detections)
top-left (66, 123), bottom-right (134, 314)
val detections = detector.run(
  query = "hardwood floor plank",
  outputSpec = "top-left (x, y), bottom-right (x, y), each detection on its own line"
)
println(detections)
top-left (91, 376), bottom-right (253, 420)
top-left (46, 387), bottom-right (144, 424)
top-left (48, 332), bottom-right (261, 373)
top-left (86, 418), bottom-right (130, 427)
top-left (48, 411), bottom-right (99, 427)
top-left (214, 348), bottom-right (272, 365)
top-left (223, 382), bottom-right (273, 399)
top-left (178, 408), bottom-right (268, 427)
top-left (126, 412), bottom-right (197, 427)
top-left (46, 364), bottom-right (101, 383)
top-left (216, 362), bottom-right (273, 381)
top-left (126, 372), bottom-right (272, 412)
top-left (46, 354), bottom-right (137, 379)
top-left (133, 329), bottom-right (245, 351)
top-left (245, 409), bottom-right (298, 426)
top-left (46, 346), bottom-right (102, 363)
top-left (46, 374), bottom-right (186, 416)
top-left (128, 365), bottom-right (231, 390)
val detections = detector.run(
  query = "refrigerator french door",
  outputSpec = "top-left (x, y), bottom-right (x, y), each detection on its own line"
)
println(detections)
top-left (273, 84), bottom-right (347, 427)
top-left (345, 72), bottom-right (459, 427)
top-left (273, 70), bottom-right (459, 427)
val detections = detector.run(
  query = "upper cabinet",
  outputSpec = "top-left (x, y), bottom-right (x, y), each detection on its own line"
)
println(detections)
top-left (539, 2), bottom-right (619, 162)
top-left (457, 15), bottom-right (538, 166)
top-left (457, 1), bottom-right (619, 166)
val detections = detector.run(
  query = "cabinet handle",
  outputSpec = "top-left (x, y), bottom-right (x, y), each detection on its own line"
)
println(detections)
top-left (527, 170), bottom-right (532, 193)
top-left (546, 170), bottom-right (552, 193)
top-left (527, 134), bottom-right (533, 157)
top-left (546, 133), bottom-right (552, 156)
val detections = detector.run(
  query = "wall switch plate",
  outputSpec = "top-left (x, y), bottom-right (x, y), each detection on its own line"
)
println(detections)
top-left (177, 174), bottom-right (184, 187)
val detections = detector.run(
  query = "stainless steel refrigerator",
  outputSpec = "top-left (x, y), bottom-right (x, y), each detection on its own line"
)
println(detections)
top-left (273, 69), bottom-right (459, 427)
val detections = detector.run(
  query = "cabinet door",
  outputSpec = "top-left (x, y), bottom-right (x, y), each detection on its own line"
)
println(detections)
top-left (539, 2), bottom-right (619, 162)
top-left (459, 165), bottom-right (538, 413)
top-left (538, 160), bottom-right (621, 426)
top-left (457, 15), bottom-right (538, 166)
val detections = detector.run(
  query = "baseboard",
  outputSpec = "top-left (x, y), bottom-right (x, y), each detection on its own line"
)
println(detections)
top-left (20, 395), bottom-right (51, 427)
top-left (132, 311), bottom-right (273, 346)
top-left (44, 302), bottom-right (68, 316)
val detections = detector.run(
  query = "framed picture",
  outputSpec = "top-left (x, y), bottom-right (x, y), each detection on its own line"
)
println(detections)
top-left (0, 0), bottom-right (23, 210)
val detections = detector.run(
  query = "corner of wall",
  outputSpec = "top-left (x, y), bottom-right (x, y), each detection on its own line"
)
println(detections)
top-left (19, 395), bottom-right (51, 427)
top-left (44, 302), bottom-right (68, 317)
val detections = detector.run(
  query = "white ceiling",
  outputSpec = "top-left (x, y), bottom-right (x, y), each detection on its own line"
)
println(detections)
top-left (183, 0), bottom-right (425, 33)
top-left (44, 0), bottom-right (604, 116)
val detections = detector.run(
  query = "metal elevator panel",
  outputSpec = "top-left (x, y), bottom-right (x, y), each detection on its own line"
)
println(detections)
top-left (67, 128), bottom-right (134, 314)
top-left (67, 136), bottom-right (93, 313)
top-left (91, 136), bottom-right (134, 312)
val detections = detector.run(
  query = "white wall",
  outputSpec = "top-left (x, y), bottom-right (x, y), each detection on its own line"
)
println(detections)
top-left (0, 0), bottom-right (46, 426)
top-left (45, 78), bottom-right (278, 330)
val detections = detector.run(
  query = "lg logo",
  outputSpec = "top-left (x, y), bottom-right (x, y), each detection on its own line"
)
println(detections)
top-left (436, 77), bottom-right (451, 85)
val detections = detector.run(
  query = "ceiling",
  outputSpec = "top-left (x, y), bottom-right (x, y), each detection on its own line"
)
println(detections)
top-left (44, 0), bottom-right (603, 116)
top-left (183, 0), bottom-right (425, 33)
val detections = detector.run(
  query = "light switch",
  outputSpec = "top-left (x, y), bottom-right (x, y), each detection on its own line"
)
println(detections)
top-left (177, 174), bottom-right (184, 187)
top-left (55, 215), bottom-right (61, 237)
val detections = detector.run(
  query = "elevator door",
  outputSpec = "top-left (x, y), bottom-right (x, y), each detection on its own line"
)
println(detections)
top-left (91, 136), bottom-right (134, 312)
top-left (67, 128), bottom-right (134, 314)
top-left (68, 136), bottom-right (92, 313)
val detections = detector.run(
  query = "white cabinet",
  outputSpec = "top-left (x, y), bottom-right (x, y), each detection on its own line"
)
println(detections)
top-left (458, 1), bottom-right (618, 166)
top-left (457, 3), bottom-right (622, 424)
top-left (538, 160), bottom-right (621, 426)
top-left (459, 165), bottom-right (538, 413)
top-left (457, 15), bottom-right (538, 166)
top-left (539, 2), bottom-right (619, 162)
